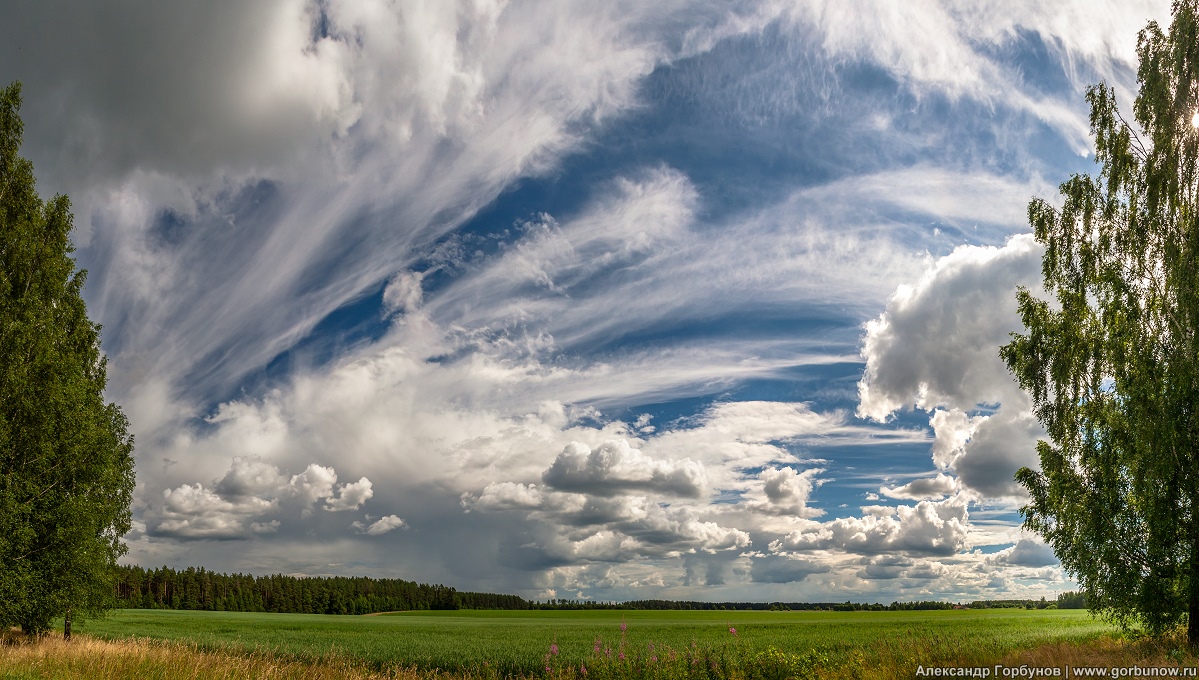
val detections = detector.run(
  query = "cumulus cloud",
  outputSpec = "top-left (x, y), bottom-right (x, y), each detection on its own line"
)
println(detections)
top-left (857, 235), bottom-right (1049, 500)
top-left (854, 555), bottom-right (947, 581)
top-left (542, 440), bottom-right (707, 498)
top-left (289, 464), bottom-right (338, 506)
top-left (747, 466), bottom-right (825, 517)
top-left (881, 473), bottom-right (958, 501)
top-left (214, 457), bottom-right (288, 501)
top-left (858, 234), bottom-right (1043, 420)
top-left (156, 483), bottom-right (275, 540)
top-left (776, 495), bottom-right (970, 557)
top-left (152, 458), bottom-right (374, 539)
top-left (988, 538), bottom-right (1059, 568)
top-left (465, 482), bottom-right (546, 513)
top-left (354, 515), bottom-right (407, 536)
top-left (326, 477), bottom-right (374, 511)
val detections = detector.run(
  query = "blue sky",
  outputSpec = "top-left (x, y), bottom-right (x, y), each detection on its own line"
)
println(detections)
top-left (1, 0), bottom-right (1170, 602)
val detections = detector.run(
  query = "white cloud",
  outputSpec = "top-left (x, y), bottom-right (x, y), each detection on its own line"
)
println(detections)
top-left (776, 495), bottom-right (970, 557)
top-left (215, 457), bottom-right (288, 501)
top-left (857, 235), bottom-right (1048, 500)
top-left (858, 234), bottom-right (1044, 420)
top-left (466, 482), bottom-right (546, 513)
top-left (354, 515), bottom-right (407, 536)
top-left (774, 0), bottom-right (1164, 151)
top-left (289, 464), bottom-right (338, 506)
top-left (747, 466), bottom-right (825, 518)
top-left (152, 458), bottom-right (373, 538)
top-left (326, 477), bottom-right (374, 512)
top-left (383, 271), bottom-right (424, 315)
top-left (155, 483), bottom-right (275, 540)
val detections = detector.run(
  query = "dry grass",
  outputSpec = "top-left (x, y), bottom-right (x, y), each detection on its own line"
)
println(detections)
top-left (1004, 632), bottom-right (1198, 671)
top-left (0, 630), bottom-right (418, 680)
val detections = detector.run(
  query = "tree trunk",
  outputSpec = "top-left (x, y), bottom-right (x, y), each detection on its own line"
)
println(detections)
top-left (63, 609), bottom-right (71, 641)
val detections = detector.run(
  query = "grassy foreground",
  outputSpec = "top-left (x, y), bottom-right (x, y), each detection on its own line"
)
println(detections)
top-left (68, 608), bottom-right (1111, 675)
top-left (3, 609), bottom-right (1195, 679)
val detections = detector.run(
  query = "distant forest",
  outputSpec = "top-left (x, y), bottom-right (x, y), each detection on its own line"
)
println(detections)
top-left (114, 565), bottom-right (1086, 615)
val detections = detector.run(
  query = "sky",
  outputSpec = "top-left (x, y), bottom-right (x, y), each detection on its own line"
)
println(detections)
top-left (0, 0), bottom-right (1172, 604)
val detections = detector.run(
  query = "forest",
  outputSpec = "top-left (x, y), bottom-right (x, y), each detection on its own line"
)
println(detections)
top-left (113, 565), bottom-right (1085, 614)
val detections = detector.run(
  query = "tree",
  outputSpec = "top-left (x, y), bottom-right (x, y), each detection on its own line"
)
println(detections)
top-left (0, 81), bottom-right (136, 638)
top-left (1001, 1), bottom-right (1199, 644)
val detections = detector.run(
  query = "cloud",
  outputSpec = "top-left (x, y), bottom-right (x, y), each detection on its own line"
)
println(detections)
top-left (542, 440), bottom-right (707, 498)
top-left (775, 0), bottom-right (1164, 151)
top-left (988, 538), bottom-right (1059, 568)
top-left (750, 555), bottom-right (830, 583)
top-left (776, 495), bottom-right (970, 557)
top-left (354, 515), bottom-right (407, 536)
top-left (151, 458), bottom-right (374, 539)
top-left (466, 482), bottom-right (546, 513)
top-left (383, 271), bottom-right (424, 315)
top-left (881, 473), bottom-right (958, 501)
top-left (326, 477), bottom-right (374, 512)
top-left (858, 234), bottom-right (1044, 420)
top-left (857, 234), bottom-right (1048, 500)
top-left (747, 466), bottom-right (825, 517)
top-left (155, 483), bottom-right (275, 540)
top-left (286, 465), bottom-right (374, 511)
top-left (289, 464), bottom-right (338, 506)
top-left (214, 456), bottom-right (288, 501)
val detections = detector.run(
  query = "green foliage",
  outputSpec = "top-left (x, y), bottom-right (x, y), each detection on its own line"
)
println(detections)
top-left (0, 81), bottom-right (136, 636)
top-left (1000, 0), bottom-right (1199, 641)
top-left (114, 565), bottom-right (494, 614)
top-left (1058, 592), bottom-right (1088, 610)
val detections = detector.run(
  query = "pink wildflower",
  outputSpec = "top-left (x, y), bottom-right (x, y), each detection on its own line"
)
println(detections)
top-left (593, 638), bottom-right (601, 654)
top-left (729, 627), bottom-right (737, 636)
top-left (619, 652), bottom-right (626, 661)
top-left (620, 620), bottom-right (627, 633)
top-left (581, 665), bottom-right (587, 675)
top-left (652, 656), bottom-right (658, 662)
top-left (550, 643), bottom-right (560, 656)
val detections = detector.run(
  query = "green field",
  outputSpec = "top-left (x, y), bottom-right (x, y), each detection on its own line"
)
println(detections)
top-left (73, 608), bottom-right (1116, 677)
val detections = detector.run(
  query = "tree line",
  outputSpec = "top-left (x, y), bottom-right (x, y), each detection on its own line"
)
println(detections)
top-left (114, 568), bottom-right (1086, 615)
top-left (114, 565), bottom-right (525, 614)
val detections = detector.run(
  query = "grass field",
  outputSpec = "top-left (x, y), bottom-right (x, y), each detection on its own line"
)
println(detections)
top-left (61, 608), bottom-right (1122, 678)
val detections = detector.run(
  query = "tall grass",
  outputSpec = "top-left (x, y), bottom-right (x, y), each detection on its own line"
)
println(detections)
top-left (0, 633), bottom-right (388, 679)
top-left (2, 627), bottom-right (1198, 680)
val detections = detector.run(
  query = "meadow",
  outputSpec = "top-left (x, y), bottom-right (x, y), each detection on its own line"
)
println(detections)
top-left (51, 608), bottom-right (1125, 678)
